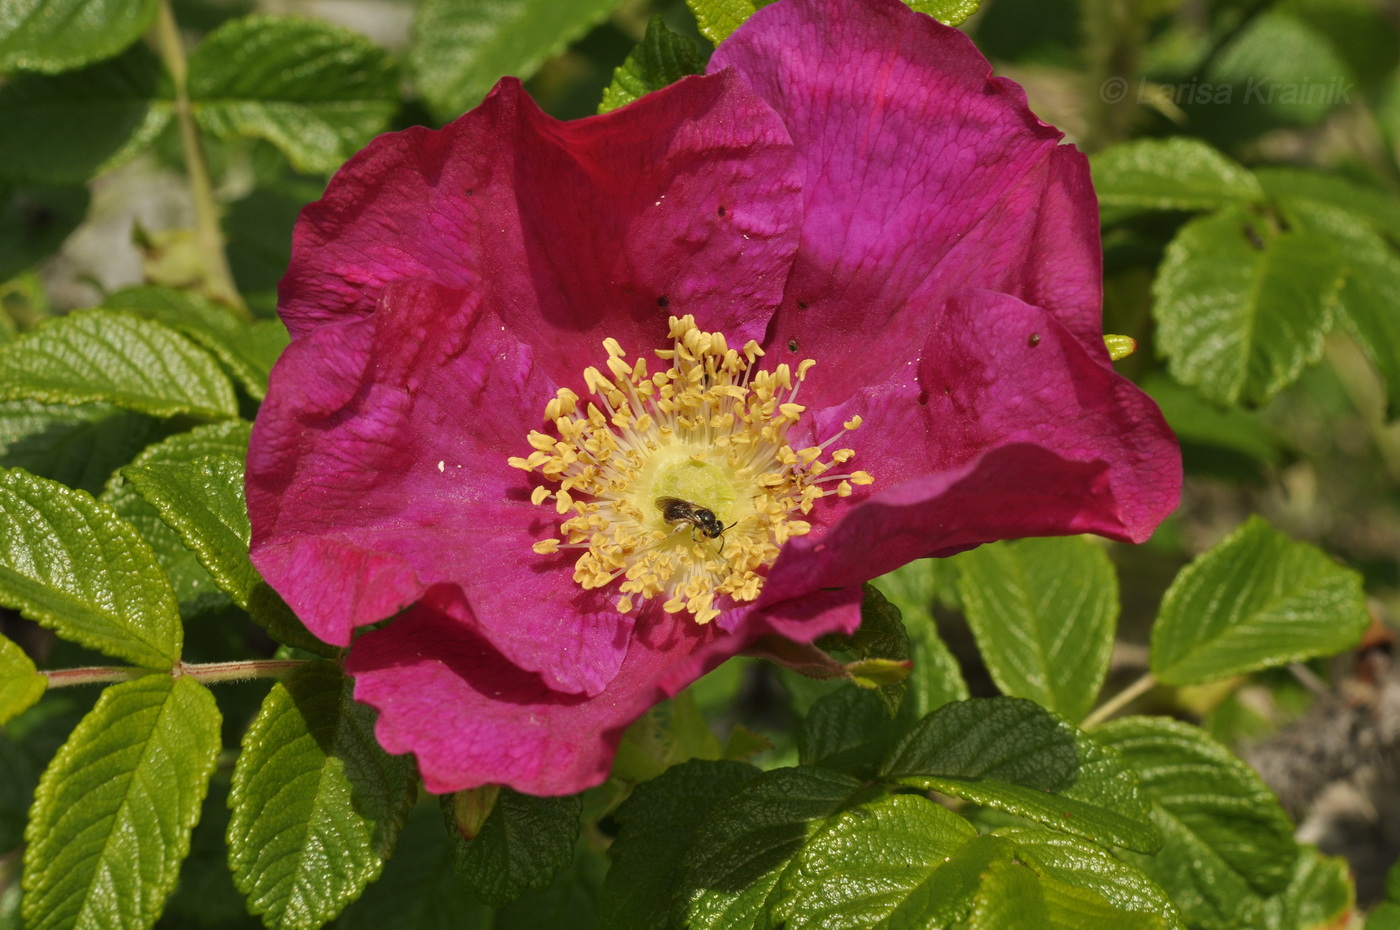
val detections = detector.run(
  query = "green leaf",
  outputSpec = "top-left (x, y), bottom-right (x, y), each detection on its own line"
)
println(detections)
top-left (905, 0), bottom-right (981, 25)
top-left (686, 0), bottom-right (979, 44)
top-left (188, 15), bottom-right (398, 176)
top-left (0, 44), bottom-right (170, 185)
top-left (773, 794), bottom-right (977, 929)
top-left (818, 583), bottom-right (911, 714)
top-left (874, 559), bottom-right (969, 717)
top-left (798, 686), bottom-right (897, 770)
top-left (447, 788), bottom-right (582, 907)
top-left (1090, 138), bottom-right (1263, 213)
top-left (1153, 206), bottom-right (1347, 406)
top-left (0, 400), bottom-right (165, 496)
top-left (1281, 199), bottom-right (1400, 416)
top-left (0, 183), bottom-right (89, 280)
top-left (410, 0), bottom-right (622, 122)
top-left (599, 15), bottom-right (705, 114)
top-left (994, 829), bottom-right (1185, 930)
top-left (953, 537), bottom-right (1117, 721)
top-left (1096, 717), bottom-right (1299, 929)
top-left (1141, 375), bottom-right (1280, 467)
top-left (0, 467), bottom-right (181, 668)
top-left (602, 759), bottom-right (760, 930)
top-left (1257, 167), bottom-right (1400, 243)
top-left (0, 309), bottom-right (237, 420)
top-left (880, 698), bottom-right (1159, 853)
top-left (106, 286), bottom-right (289, 400)
top-left (119, 424), bottom-right (327, 653)
top-left (680, 766), bottom-right (869, 929)
top-left (229, 661), bottom-right (417, 929)
top-left (0, 0), bottom-right (157, 75)
top-left (610, 690), bottom-right (724, 783)
top-left (0, 633), bottom-right (44, 726)
top-left (22, 675), bottom-right (222, 930)
top-left (335, 802), bottom-right (492, 930)
top-left (966, 858), bottom-right (1167, 930)
top-left (1150, 515), bottom-right (1369, 685)
top-left (1257, 846), bottom-right (1353, 930)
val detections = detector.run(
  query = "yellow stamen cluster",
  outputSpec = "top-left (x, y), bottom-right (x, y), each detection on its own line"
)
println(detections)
top-left (508, 315), bottom-right (872, 624)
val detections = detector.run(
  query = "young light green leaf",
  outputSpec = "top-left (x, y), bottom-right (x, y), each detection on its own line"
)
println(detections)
top-left (1153, 208), bottom-right (1346, 406)
top-left (773, 794), bottom-right (977, 929)
top-left (447, 787), bottom-right (582, 907)
top-left (603, 759), bottom-right (760, 930)
top-left (680, 766), bottom-right (869, 929)
top-left (953, 537), bottom-right (1117, 722)
top-left (188, 15), bottom-right (398, 176)
top-left (106, 286), bottom-right (290, 400)
top-left (229, 661), bottom-right (417, 930)
top-left (1150, 515), bottom-right (1369, 685)
top-left (880, 698), bottom-right (1159, 853)
top-left (994, 829), bottom-right (1185, 930)
top-left (599, 16), bottom-right (705, 114)
top-left (1095, 717), bottom-right (1299, 929)
top-left (0, 0), bottom-right (157, 75)
top-left (966, 858), bottom-right (1167, 930)
top-left (0, 467), bottom-right (181, 668)
top-left (22, 675), bottom-right (222, 930)
top-left (0, 310), bottom-right (237, 420)
top-left (1091, 138), bottom-right (1263, 213)
top-left (0, 633), bottom-right (44, 726)
top-left (410, 0), bottom-right (621, 122)
top-left (0, 44), bottom-right (170, 185)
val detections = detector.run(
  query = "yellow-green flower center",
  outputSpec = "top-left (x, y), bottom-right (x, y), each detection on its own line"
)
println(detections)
top-left (509, 315), bottom-right (872, 624)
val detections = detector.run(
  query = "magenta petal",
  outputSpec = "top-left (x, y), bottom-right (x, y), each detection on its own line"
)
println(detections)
top-left (250, 280), bottom-right (642, 694)
top-left (348, 588), bottom-right (859, 795)
top-left (759, 289), bottom-right (1180, 599)
top-left (712, 0), bottom-right (1102, 402)
top-left (278, 72), bottom-right (800, 382)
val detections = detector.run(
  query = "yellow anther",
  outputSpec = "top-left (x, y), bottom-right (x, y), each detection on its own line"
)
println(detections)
top-left (796, 359), bottom-right (816, 379)
top-left (843, 415), bottom-right (863, 431)
top-left (555, 489), bottom-right (573, 514)
top-left (851, 471), bottom-right (873, 485)
top-left (527, 431), bottom-right (556, 452)
top-left (831, 448), bottom-right (855, 463)
top-left (837, 481), bottom-right (853, 497)
top-left (533, 539), bottom-right (561, 555)
top-left (530, 486), bottom-right (551, 506)
top-left (603, 337), bottom-right (625, 358)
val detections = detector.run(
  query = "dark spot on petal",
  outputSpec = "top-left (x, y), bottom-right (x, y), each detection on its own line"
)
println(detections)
top-left (797, 301), bottom-right (808, 310)
top-left (788, 339), bottom-right (799, 352)
top-left (717, 205), bottom-right (727, 216)
top-left (917, 388), bottom-right (929, 407)
top-left (465, 189), bottom-right (474, 196)
top-left (657, 296), bottom-right (670, 308)
top-left (1028, 333), bottom-right (1042, 347)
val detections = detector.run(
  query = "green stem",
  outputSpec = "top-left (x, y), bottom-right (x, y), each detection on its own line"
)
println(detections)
top-left (44, 659), bottom-right (307, 689)
top-left (1080, 671), bottom-right (1157, 729)
top-left (152, 0), bottom-right (251, 320)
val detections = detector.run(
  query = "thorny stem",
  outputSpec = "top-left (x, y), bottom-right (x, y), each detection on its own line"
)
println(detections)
top-left (44, 659), bottom-right (307, 689)
top-left (1080, 671), bottom-right (1157, 729)
top-left (152, 0), bottom-right (251, 320)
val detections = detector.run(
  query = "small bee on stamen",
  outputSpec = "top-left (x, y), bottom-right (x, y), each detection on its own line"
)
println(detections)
top-left (656, 497), bottom-right (736, 554)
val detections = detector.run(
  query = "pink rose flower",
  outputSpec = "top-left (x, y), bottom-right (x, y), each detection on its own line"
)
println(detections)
top-left (246, 0), bottom-right (1180, 795)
